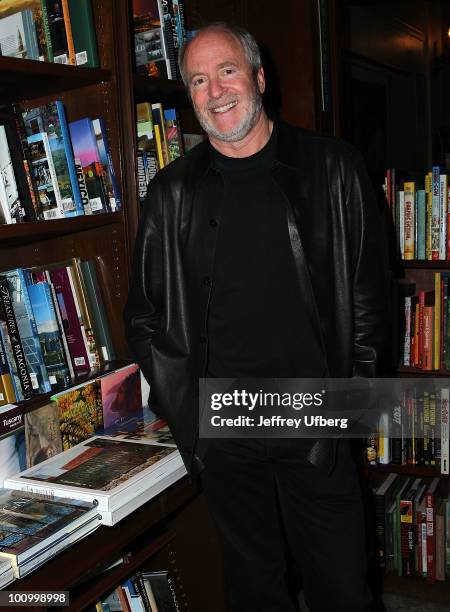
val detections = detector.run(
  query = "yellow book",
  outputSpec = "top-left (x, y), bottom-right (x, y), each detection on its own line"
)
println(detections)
top-left (62, 0), bottom-right (76, 65)
top-left (434, 272), bottom-right (441, 370)
top-left (153, 124), bottom-right (165, 170)
top-left (403, 182), bottom-right (415, 260)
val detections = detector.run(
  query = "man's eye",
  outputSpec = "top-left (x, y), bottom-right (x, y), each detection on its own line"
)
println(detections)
top-left (192, 77), bottom-right (206, 87)
top-left (223, 68), bottom-right (236, 75)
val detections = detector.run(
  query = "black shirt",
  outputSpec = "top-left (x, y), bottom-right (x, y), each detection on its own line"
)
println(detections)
top-left (207, 125), bottom-right (325, 378)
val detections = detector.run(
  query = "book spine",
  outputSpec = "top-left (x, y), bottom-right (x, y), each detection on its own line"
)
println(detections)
top-left (67, 0), bottom-right (99, 67)
top-left (55, 101), bottom-right (84, 216)
top-left (435, 273), bottom-right (441, 370)
top-left (137, 151), bottom-right (148, 206)
top-left (0, 329), bottom-right (17, 404)
top-left (91, 118), bottom-right (121, 211)
top-left (439, 174), bottom-right (448, 260)
top-left (426, 492), bottom-right (436, 582)
top-left (73, 158), bottom-right (91, 215)
top-left (425, 173), bottom-right (433, 259)
top-left (0, 126), bottom-right (25, 223)
top-left (40, 0), bottom-right (54, 61)
top-left (404, 182), bottom-right (415, 260)
top-left (399, 191), bottom-right (405, 259)
top-left (46, 0), bottom-right (69, 63)
top-left (152, 104), bottom-right (170, 166)
top-left (46, 279), bottom-right (75, 382)
top-left (417, 189), bottom-right (426, 260)
top-left (61, 0), bottom-right (76, 64)
top-left (12, 107), bottom-right (42, 220)
top-left (0, 278), bottom-right (33, 400)
top-left (442, 388), bottom-right (450, 475)
top-left (432, 166), bottom-right (441, 260)
top-left (0, 403), bottom-right (23, 436)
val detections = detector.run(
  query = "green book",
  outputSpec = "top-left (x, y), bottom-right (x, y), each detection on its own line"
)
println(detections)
top-left (67, 0), bottom-right (99, 68)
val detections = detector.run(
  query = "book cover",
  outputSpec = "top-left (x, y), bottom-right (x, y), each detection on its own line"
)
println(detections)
top-left (24, 401), bottom-right (63, 468)
top-left (0, 125), bottom-right (24, 224)
top-left (47, 266), bottom-right (92, 378)
top-left (79, 259), bottom-right (116, 363)
top-left (136, 102), bottom-right (159, 179)
top-left (403, 182), bottom-right (415, 260)
top-left (151, 103), bottom-right (170, 166)
top-left (157, 0), bottom-right (177, 80)
top-left (26, 282), bottom-right (72, 389)
top-left (133, 0), bottom-right (170, 79)
top-left (100, 364), bottom-right (142, 432)
top-left (0, 7), bottom-right (39, 59)
top-left (27, 131), bottom-right (64, 220)
top-left (0, 328), bottom-right (16, 405)
top-left (60, 0), bottom-right (75, 64)
top-left (431, 167), bottom-right (441, 261)
top-left (0, 277), bottom-right (33, 401)
top-left (22, 102), bottom-right (84, 216)
top-left (91, 118), bottom-right (121, 211)
top-left (0, 404), bottom-right (23, 438)
top-left (164, 108), bottom-right (183, 163)
top-left (4, 269), bottom-right (52, 395)
top-left (52, 379), bottom-right (103, 450)
top-left (68, 118), bottom-right (109, 214)
top-left (140, 570), bottom-right (181, 612)
top-left (67, 0), bottom-right (99, 67)
top-left (44, 0), bottom-right (68, 63)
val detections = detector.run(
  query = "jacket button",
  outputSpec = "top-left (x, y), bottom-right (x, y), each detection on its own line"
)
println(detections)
top-left (209, 218), bottom-right (218, 228)
top-left (199, 336), bottom-right (207, 344)
top-left (202, 276), bottom-right (211, 286)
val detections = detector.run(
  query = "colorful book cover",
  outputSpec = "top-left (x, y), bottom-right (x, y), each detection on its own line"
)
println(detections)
top-left (27, 132), bottom-right (63, 220)
top-left (0, 404), bottom-right (24, 437)
top-left (12, 436), bottom-right (174, 491)
top-left (431, 167), bottom-right (441, 261)
top-left (136, 102), bottom-right (159, 179)
top-left (0, 329), bottom-right (17, 404)
top-left (439, 174), bottom-right (448, 261)
top-left (0, 7), bottom-right (39, 59)
top-left (24, 401), bottom-right (63, 468)
top-left (67, 0), bottom-right (99, 67)
top-left (133, 0), bottom-right (170, 79)
top-left (26, 282), bottom-right (72, 390)
top-left (403, 182), bottom-right (415, 260)
top-left (151, 103), bottom-right (170, 166)
top-left (52, 379), bottom-right (103, 450)
top-left (91, 118), bottom-right (121, 211)
top-left (416, 189), bottom-right (426, 261)
top-left (164, 108), bottom-right (183, 162)
top-left (4, 269), bottom-right (52, 395)
top-left (68, 119), bottom-right (109, 214)
top-left (100, 364), bottom-right (142, 431)
top-left (22, 102), bottom-right (84, 217)
top-left (0, 126), bottom-right (24, 224)
top-left (0, 277), bottom-right (33, 401)
top-left (47, 266), bottom-right (91, 378)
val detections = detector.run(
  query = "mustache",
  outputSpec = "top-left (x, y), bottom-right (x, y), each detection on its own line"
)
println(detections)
top-left (206, 95), bottom-right (240, 110)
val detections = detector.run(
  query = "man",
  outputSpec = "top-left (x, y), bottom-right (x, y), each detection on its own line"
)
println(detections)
top-left (124, 22), bottom-right (389, 612)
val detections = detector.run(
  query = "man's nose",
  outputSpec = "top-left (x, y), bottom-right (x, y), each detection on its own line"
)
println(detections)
top-left (208, 77), bottom-right (225, 99)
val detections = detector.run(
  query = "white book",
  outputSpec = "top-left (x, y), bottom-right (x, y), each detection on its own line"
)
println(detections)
top-left (5, 436), bottom-right (186, 526)
top-left (0, 125), bottom-right (21, 223)
top-left (441, 387), bottom-right (449, 475)
top-left (0, 10), bottom-right (38, 59)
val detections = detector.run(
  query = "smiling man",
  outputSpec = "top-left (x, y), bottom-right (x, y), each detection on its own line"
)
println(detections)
top-left (124, 23), bottom-right (389, 612)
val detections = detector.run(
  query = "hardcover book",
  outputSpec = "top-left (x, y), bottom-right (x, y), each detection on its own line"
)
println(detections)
top-left (67, 0), bottom-right (99, 67)
top-left (0, 488), bottom-right (99, 577)
top-left (68, 118), bottom-right (109, 214)
top-left (27, 132), bottom-right (64, 220)
top-left (44, 0), bottom-right (69, 63)
top-left (24, 401), bottom-right (63, 468)
top-left (26, 281), bottom-right (72, 389)
top-left (0, 125), bottom-right (24, 224)
top-left (0, 6), bottom-right (39, 59)
top-left (100, 364), bottom-right (142, 431)
top-left (22, 102), bottom-right (84, 216)
top-left (91, 118), bottom-right (121, 211)
top-left (5, 436), bottom-right (186, 525)
top-left (133, 0), bottom-right (170, 79)
top-left (52, 379), bottom-right (103, 450)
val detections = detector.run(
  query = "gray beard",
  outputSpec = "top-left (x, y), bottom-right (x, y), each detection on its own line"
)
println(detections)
top-left (195, 93), bottom-right (263, 143)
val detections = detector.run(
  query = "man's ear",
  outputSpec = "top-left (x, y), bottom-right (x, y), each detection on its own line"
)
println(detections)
top-left (256, 66), bottom-right (265, 94)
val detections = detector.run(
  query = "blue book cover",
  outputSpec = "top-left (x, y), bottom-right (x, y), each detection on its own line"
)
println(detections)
top-left (26, 282), bottom-right (72, 390)
top-left (22, 102), bottom-right (84, 217)
top-left (91, 118), bottom-right (121, 211)
top-left (416, 190), bottom-right (426, 261)
top-left (4, 269), bottom-right (52, 395)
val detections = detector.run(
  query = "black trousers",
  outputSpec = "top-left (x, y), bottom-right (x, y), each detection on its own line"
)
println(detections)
top-left (200, 438), bottom-right (372, 612)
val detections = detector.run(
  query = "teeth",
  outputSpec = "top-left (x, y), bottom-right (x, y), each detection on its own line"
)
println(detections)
top-left (211, 101), bottom-right (237, 113)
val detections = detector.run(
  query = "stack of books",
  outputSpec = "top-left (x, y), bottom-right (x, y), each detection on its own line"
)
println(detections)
top-left (0, 557), bottom-right (15, 588)
top-left (5, 435), bottom-right (186, 526)
top-left (0, 488), bottom-right (100, 578)
top-left (0, 101), bottom-right (121, 224)
top-left (0, 0), bottom-right (98, 67)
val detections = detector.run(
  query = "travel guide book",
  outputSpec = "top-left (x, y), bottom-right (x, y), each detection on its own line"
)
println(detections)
top-left (5, 436), bottom-right (186, 525)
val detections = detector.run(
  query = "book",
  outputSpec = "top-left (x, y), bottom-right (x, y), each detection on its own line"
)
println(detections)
top-left (5, 436), bottom-right (186, 525)
top-left (60, 0), bottom-right (75, 64)
top-left (133, 0), bottom-right (171, 79)
top-left (0, 6), bottom-right (40, 60)
top-left (100, 364), bottom-right (142, 432)
top-left (91, 118), bottom-right (121, 211)
top-left (136, 102), bottom-right (159, 179)
top-left (68, 118), bottom-right (109, 214)
top-left (24, 401), bottom-right (63, 467)
top-left (26, 281), bottom-right (72, 389)
top-left (0, 488), bottom-right (99, 578)
top-left (79, 259), bottom-right (116, 363)
top-left (67, 0), bottom-right (99, 67)
top-left (0, 430), bottom-right (26, 484)
top-left (52, 379), bottom-right (102, 450)
top-left (0, 125), bottom-right (24, 224)
top-left (47, 266), bottom-right (92, 378)
top-left (4, 269), bottom-right (52, 395)
top-left (152, 103), bottom-right (170, 167)
top-left (425, 477), bottom-right (440, 583)
top-left (164, 108), bottom-right (183, 163)
top-left (22, 101), bottom-right (85, 217)
top-left (27, 131), bottom-right (64, 220)
top-left (44, 0), bottom-right (69, 64)
top-left (0, 328), bottom-right (17, 405)
top-left (140, 570), bottom-right (181, 611)
top-left (0, 404), bottom-right (24, 438)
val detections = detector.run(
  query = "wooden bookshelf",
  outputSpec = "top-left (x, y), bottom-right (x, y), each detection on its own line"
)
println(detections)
top-left (368, 463), bottom-right (450, 480)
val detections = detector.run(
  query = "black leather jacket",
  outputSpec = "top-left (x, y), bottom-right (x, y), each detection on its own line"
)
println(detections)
top-left (123, 120), bottom-right (390, 476)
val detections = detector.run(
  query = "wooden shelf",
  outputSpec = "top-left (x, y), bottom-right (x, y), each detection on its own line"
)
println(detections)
top-left (398, 366), bottom-right (450, 377)
top-left (133, 74), bottom-right (188, 105)
top-left (368, 463), bottom-right (449, 479)
top-left (0, 212), bottom-right (122, 249)
top-left (400, 260), bottom-right (450, 270)
top-left (0, 56), bottom-right (111, 105)
top-left (383, 572), bottom-right (450, 603)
